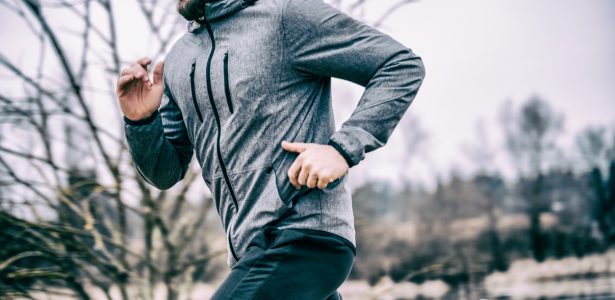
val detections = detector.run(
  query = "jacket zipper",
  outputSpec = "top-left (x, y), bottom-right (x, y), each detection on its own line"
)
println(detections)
top-left (189, 62), bottom-right (204, 123)
top-left (223, 52), bottom-right (234, 114)
top-left (203, 19), bottom-right (240, 262)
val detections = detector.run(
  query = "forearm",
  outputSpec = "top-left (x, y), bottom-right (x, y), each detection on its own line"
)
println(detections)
top-left (283, 0), bottom-right (426, 168)
top-left (124, 111), bottom-right (192, 189)
top-left (328, 50), bottom-right (426, 167)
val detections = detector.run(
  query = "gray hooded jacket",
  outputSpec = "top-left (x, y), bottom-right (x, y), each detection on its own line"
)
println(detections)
top-left (124, 0), bottom-right (425, 267)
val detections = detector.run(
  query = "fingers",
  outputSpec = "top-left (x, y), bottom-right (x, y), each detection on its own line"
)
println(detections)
top-left (297, 167), bottom-right (332, 189)
top-left (317, 176), bottom-right (331, 189)
top-left (117, 74), bottom-right (135, 95)
top-left (120, 57), bottom-right (153, 83)
top-left (288, 161), bottom-right (321, 190)
top-left (137, 57), bottom-right (151, 68)
top-left (297, 162), bottom-right (311, 186)
top-left (288, 157), bottom-right (332, 189)
top-left (118, 65), bottom-right (147, 95)
top-left (281, 141), bottom-right (310, 154)
top-left (284, 142), bottom-right (336, 190)
top-left (285, 141), bottom-right (311, 189)
top-left (120, 65), bottom-right (146, 83)
top-left (306, 172), bottom-right (319, 189)
top-left (153, 61), bottom-right (165, 86)
top-left (287, 156), bottom-right (302, 190)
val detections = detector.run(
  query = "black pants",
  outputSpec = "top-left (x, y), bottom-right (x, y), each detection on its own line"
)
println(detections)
top-left (211, 226), bottom-right (356, 300)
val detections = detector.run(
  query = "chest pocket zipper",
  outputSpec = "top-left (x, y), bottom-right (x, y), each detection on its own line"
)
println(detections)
top-left (190, 60), bottom-right (204, 123)
top-left (223, 52), bottom-right (234, 114)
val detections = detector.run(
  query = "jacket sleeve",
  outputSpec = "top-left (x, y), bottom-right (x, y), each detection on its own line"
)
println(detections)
top-left (123, 77), bottom-right (194, 190)
top-left (282, 0), bottom-right (426, 168)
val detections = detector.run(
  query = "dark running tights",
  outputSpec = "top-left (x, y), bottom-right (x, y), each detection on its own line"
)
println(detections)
top-left (210, 226), bottom-right (355, 300)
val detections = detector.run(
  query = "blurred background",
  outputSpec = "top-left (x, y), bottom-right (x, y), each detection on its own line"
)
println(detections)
top-left (1, 0), bottom-right (614, 299)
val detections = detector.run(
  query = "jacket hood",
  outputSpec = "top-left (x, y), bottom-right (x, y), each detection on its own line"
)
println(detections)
top-left (186, 0), bottom-right (257, 32)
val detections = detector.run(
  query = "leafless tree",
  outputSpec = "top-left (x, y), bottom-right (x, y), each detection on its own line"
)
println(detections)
top-left (463, 120), bottom-right (508, 271)
top-left (328, 0), bottom-right (418, 28)
top-left (575, 126), bottom-right (615, 244)
top-left (576, 126), bottom-right (615, 174)
top-left (500, 96), bottom-right (564, 261)
top-left (0, 1), bottom-right (221, 299)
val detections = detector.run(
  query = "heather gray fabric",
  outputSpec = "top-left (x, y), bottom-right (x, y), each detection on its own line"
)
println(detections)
top-left (124, 0), bottom-right (425, 267)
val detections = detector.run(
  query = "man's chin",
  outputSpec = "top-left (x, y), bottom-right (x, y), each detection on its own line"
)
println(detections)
top-left (177, 0), bottom-right (205, 21)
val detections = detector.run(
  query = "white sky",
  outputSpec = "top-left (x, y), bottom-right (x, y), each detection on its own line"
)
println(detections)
top-left (1, 0), bottom-right (614, 190)
top-left (341, 0), bottom-right (615, 188)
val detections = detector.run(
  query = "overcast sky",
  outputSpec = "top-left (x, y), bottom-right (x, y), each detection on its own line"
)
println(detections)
top-left (341, 0), bottom-right (615, 187)
top-left (1, 0), bottom-right (614, 190)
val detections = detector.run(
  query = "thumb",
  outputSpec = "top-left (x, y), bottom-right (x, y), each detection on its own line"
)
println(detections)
top-left (281, 141), bottom-right (310, 153)
top-left (153, 61), bottom-right (164, 86)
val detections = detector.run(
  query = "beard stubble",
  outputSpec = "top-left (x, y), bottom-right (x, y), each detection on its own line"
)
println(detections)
top-left (177, 0), bottom-right (207, 21)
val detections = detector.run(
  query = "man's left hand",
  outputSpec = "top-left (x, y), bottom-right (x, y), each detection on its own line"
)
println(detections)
top-left (281, 141), bottom-right (349, 190)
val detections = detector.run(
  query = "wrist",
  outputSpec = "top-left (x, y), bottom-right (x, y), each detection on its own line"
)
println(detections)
top-left (327, 139), bottom-right (355, 168)
top-left (123, 110), bottom-right (159, 126)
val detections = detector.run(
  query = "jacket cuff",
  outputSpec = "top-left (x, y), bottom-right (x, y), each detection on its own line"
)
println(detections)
top-left (123, 111), bottom-right (159, 126)
top-left (327, 139), bottom-right (356, 168)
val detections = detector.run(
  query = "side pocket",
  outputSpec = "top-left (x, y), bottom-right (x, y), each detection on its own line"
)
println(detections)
top-left (230, 163), bottom-right (291, 214)
top-left (269, 163), bottom-right (293, 210)
top-left (227, 163), bottom-right (293, 261)
top-left (273, 152), bottom-right (312, 208)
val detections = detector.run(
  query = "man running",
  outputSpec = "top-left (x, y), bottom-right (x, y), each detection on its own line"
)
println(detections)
top-left (117, 0), bottom-right (425, 298)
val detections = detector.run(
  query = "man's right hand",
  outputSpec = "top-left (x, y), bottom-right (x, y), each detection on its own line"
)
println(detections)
top-left (116, 57), bottom-right (165, 122)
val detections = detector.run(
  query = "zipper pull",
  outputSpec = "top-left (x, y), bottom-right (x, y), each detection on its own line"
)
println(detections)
top-left (190, 61), bottom-right (196, 77)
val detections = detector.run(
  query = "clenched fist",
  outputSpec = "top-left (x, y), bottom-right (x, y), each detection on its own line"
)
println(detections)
top-left (281, 141), bottom-right (349, 190)
top-left (116, 57), bottom-right (165, 121)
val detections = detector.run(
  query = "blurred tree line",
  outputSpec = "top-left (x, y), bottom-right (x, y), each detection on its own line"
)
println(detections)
top-left (350, 96), bottom-right (615, 298)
